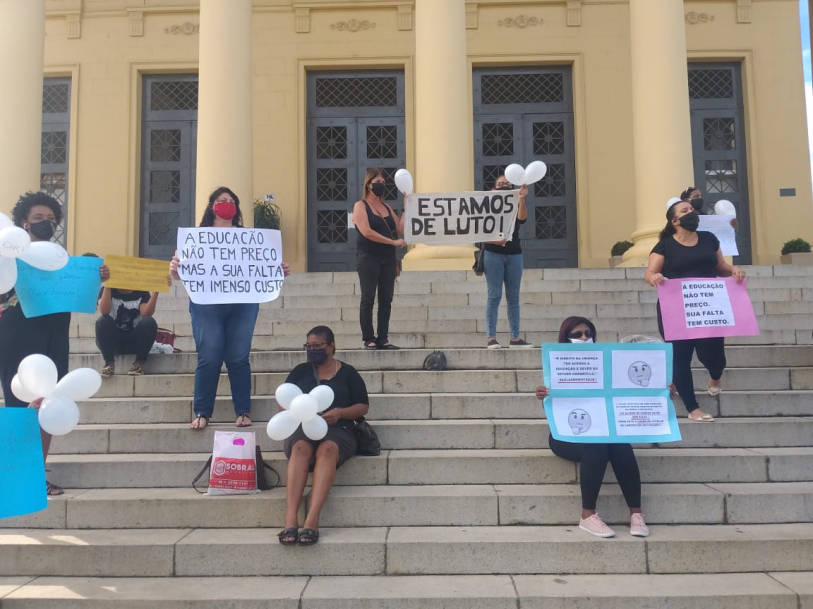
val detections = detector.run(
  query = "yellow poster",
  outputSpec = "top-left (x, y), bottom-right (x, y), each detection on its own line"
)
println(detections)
top-left (104, 255), bottom-right (171, 293)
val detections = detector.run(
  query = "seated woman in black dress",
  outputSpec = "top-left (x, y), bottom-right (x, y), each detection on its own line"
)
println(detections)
top-left (278, 325), bottom-right (369, 546)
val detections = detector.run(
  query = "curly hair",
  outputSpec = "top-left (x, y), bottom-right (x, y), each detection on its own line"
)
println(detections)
top-left (11, 192), bottom-right (62, 228)
top-left (198, 187), bottom-right (243, 228)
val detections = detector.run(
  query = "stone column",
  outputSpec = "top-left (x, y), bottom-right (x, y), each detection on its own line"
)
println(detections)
top-left (403, 0), bottom-right (473, 270)
top-left (0, 0), bottom-right (46, 207)
top-left (622, 0), bottom-right (694, 265)
top-left (195, 0), bottom-right (254, 223)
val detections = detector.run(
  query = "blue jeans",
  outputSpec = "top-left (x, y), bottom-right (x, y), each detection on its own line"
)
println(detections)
top-left (484, 250), bottom-right (523, 339)
top-left (189, 302), bottom-right (259, 418)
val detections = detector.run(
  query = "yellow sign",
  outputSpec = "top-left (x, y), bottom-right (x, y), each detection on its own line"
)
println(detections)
top-left (104, 255), bottom-right (171, 293)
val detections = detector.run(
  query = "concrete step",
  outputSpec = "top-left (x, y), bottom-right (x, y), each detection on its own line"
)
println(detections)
top-left (4, 483), bottom-right (812, 530)
top-left (2, 573), bottom-right (808, 608)
top-left (2, 525), bottom-right (812, 577)
top-left (41, 447), bottom-right (813, 489)
top-left (48, 417), bottom-right (813, 455)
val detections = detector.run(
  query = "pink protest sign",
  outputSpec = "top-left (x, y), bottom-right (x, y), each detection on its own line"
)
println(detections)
top-left (657, 277), bottom-right (759, 340)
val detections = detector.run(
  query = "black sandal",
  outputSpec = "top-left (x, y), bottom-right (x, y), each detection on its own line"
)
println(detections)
top-left (278, 527), bottom-right (298, 545)
top-left (298, 528), bottom-right (320, 545)
top-left (363, 341), bottom-right (378, 350)
top-left (190, 415), bottom-right (209, 430)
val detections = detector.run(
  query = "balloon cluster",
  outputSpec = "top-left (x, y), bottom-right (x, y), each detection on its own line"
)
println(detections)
top-left (13, 354), bottom-right (102, 436)
top-left (0, 212), bottom-right (70, 293)
top-left (504, 161), bottom-right (548, 186)
top-left (267, 383), bottom-right (335, 442)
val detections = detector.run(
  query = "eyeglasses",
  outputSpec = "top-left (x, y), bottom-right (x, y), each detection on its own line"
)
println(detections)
top-left (567, 330), bottom-right (593, 339)
top-left (494, 182), bottom-right (511, 188)
top-left (303, 342), bottom-right (329, 350)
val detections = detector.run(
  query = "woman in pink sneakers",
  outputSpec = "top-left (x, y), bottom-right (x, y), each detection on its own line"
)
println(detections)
top-left (535, 316), bottom-right (649, 539)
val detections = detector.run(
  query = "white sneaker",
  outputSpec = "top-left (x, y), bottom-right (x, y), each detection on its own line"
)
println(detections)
top-left (629, 513), bottom-right (650, 537)
top-left (578, 513), bottom-right (616, 538)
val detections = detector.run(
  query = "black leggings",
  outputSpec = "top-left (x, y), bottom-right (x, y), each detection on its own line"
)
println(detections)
top-left (549, 435), bottom-right (642, 511)
top-left (95, 315), bottom-right (158, 365)
top-left (357, 251), bottom-right (397, 346)
top-left (658, 303), bottom-right (726, 412)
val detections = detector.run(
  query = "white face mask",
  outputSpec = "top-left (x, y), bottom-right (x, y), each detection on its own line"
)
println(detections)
top-left (569, 338), bottom-right (594, 344)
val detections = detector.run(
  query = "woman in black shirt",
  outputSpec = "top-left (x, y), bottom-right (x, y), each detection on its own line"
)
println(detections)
top-left (352, 167), bottom-right (406, 350)
top-left (645, 199), bottom-right (745, 421)
top-left (278, 326), bottom-right (370, 546)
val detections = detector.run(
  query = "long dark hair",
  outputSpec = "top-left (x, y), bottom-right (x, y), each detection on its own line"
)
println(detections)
top-left (680, 186), bottom-right (699, 201)
top-left (659, 202), bottom-right (680, 241)
top-left (199, 187), bottom-right (243, 228)
top-left (558, 317), bottom-right (598, 344)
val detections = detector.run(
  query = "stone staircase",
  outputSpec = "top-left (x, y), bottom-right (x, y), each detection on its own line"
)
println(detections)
top-left (1, 267), bottom-right (812, 607)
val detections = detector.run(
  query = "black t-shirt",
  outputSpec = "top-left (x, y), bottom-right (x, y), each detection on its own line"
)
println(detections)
top-left (100, 289), bottom-right (150, 332)
top-left (484, 217), bottom-right (527, 256)
top-left (285, 361), bottom-right (369, 425)
top-left (651, 231), bottom-right (720, 279)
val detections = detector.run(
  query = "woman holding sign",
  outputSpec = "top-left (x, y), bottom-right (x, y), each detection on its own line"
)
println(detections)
top-left (352, 167), bottom-right (406, 350)
top-left (0, 192), bottom-right (110, 495)
top-left (645, 199), bottom-right (746, 422)
top-left (170, 187), bottom-right (291, 430)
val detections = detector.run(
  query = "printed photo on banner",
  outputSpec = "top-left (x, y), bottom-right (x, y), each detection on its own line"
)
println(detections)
top-left (0, 409), bottom-right (47, 520)
top-left (698, 215), bottom-right (738, 256)
top-left (104, 255), bottom-right (171, 293)
top-left (404, 190), bottom-right (520, 246)
top-left (541, 343), bottom-right (682, 444)
top-left (176, 227), bottom-right (285, 305)
top-left (657, 277), bottom-right (759, 341)
top-left (15, 256), bottom-right (103, 318)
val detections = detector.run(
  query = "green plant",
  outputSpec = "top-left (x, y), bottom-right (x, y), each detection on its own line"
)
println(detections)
top-left (781, 238), bottom-right (812, 256)
top-left (610, 240), bottom-right (634, 257)
top-left (254, 199), bottom-right (282, 230)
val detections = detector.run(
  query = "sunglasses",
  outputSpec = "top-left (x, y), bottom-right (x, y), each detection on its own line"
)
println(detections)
top-left (567, 330), bottom-right (593, 339)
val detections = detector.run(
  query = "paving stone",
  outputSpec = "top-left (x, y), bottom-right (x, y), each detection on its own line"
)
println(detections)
top-left (769, 572), bottom-right (813, 608)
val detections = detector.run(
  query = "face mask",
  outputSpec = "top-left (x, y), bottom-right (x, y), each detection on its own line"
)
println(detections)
top-left (213, 202), bottom-right (237, 221)
top-left (569, 338), bottom-right (594, 344)
top-left (307, 348), bottom-right (329, 366)
top-left (690, 197), bottom-right (704, 212)
top-left (496, 186), bottom-right (513, 191)
top-left (678, 212), bottom-right (700, 232)
top-left (370, 183), bottom-right (385, 197)
top-left (28, 219), bottom-right (56, 241)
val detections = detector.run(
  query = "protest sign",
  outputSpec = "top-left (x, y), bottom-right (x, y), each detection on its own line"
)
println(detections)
top-left (542, 343), bottom-right (682, 444)
top-left (0, 408), bottom-right (47, 520)
top-left (105, 255), bottom-right (170, 293)
top-left (404, 190), bottom-right (520, 245)
top-left (658, 277), bottom-right (759, 340)
top-left (698, 215), bottom-right (738, 256)
top-left (15, 256), bottom-right (103, 318)
top-left (176, 227), bottom-right (285, 305)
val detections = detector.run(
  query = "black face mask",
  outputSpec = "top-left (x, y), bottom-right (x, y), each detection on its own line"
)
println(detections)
top-left (678, 213), bottom-right (700, 232)
top-left (307, 348), bottom-right (329, 366)
top-left (496, 186), bottom-right (513, 191)
top-left (690, 197), bottom-right (704, 212)
top-left (28, 219), bottom-right (56, 241)
top-left (370, 183), bottom-right (385, 197)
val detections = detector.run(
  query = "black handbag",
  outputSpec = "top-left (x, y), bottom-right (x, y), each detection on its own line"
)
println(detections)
top-left (472, 243), bottom-right (485, 276)
top-left (355, 417), bottom-right (381, 456)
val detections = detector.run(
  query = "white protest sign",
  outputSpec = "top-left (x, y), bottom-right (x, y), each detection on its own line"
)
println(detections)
top-left (680, 279), bottom-right (735, 330)
top-left (548, 350), bottom-right (604, 390)
top-left (404, 190), bottom-right (520, 245)
top-left (698, 215), bottom-right (738, 256)
top-left (612, 397), bottom-right (671, 437)
top-left (176, 227), bottom-right (285, 305)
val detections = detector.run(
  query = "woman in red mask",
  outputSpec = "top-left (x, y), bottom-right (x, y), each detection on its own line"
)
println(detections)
top-left (171, 187), bottom-right (290, 430)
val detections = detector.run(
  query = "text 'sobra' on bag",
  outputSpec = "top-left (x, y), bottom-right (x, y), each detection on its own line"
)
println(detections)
top-left (192, 431), bottom-right (279, 494)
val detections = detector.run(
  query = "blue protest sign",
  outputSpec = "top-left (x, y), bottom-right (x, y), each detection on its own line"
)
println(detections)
top-left (541, 343), bottom-right (682, 444)
top-left (15, 256), bottom-right (102, 318)
top-left (0, 408), bottom-right (47, 519)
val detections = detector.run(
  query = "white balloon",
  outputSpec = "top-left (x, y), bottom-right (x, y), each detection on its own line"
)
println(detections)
top-left (18, 241), bottom-right (69, 271)
top-left (38, 395), bottom-right (80, 436)
top-left (504, 164), bottom-right (526, 186)
top-left (290, 394), bottom-right (319, 423)
top-left (0, 256), bottom-right (17, 293)
top-left (715, 199), bottom-right (737, 218)
top-left (302, 415), bottom-right (328, 441)
top-left (524, 161), bottom-right (548, 185)
top-left (0, 213), bottom-right (12, 230)
top-left (11, 374), bottom-right (40, 403)
top-left (0, 226), bottom-right (31, 258)
top-left (18, 354), bottom-right (58, 398)
top-left (309, 385), bottom-right (335, 413)
top-left (53, 368), bottom-right (102, 401)
top-left (394, 169), bottom-right (414, 195)
top-left (274, 383), bottom-right (302, 410)
top-left (266, 410), bottom-right (300, 441)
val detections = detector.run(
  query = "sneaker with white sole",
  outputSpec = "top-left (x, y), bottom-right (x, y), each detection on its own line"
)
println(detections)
top-left (578, 513), bottom-right (616, 538)
top-left (487, 338), bottom-right (501, 349)
top-left (509, 339), bottom-right (534, 349)
top-left (629, 513), bottom-right (649, 537)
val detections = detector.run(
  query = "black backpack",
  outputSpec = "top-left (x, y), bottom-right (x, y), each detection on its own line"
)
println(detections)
top-left (423, 351), bottom-right (448, 371)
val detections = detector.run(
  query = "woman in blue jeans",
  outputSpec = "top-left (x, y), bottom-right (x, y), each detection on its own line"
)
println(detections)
top-left (484, 175), bottom-right (532, 349)
top-left (170, 187), bottom-right (290, 430)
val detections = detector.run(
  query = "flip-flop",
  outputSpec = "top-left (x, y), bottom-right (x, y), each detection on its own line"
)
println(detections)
top-left (46, 480), bottom-right (64, 496)
top-left (236, 414), bottom-right (252, 427)
top-left (707, 383), bottom-right (722, 396)
top-left (688, 411), bottom-right (715, 422)
top-left (298, 528), bottom-right (320, 545)
top-left (277, 527), bottom-right (298, 545)
top-left (189, 415), bottom-right (209, 430)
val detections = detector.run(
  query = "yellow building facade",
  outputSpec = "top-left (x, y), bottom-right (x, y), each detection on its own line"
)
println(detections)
top-left (1, 0), bottom-right (812, 270)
